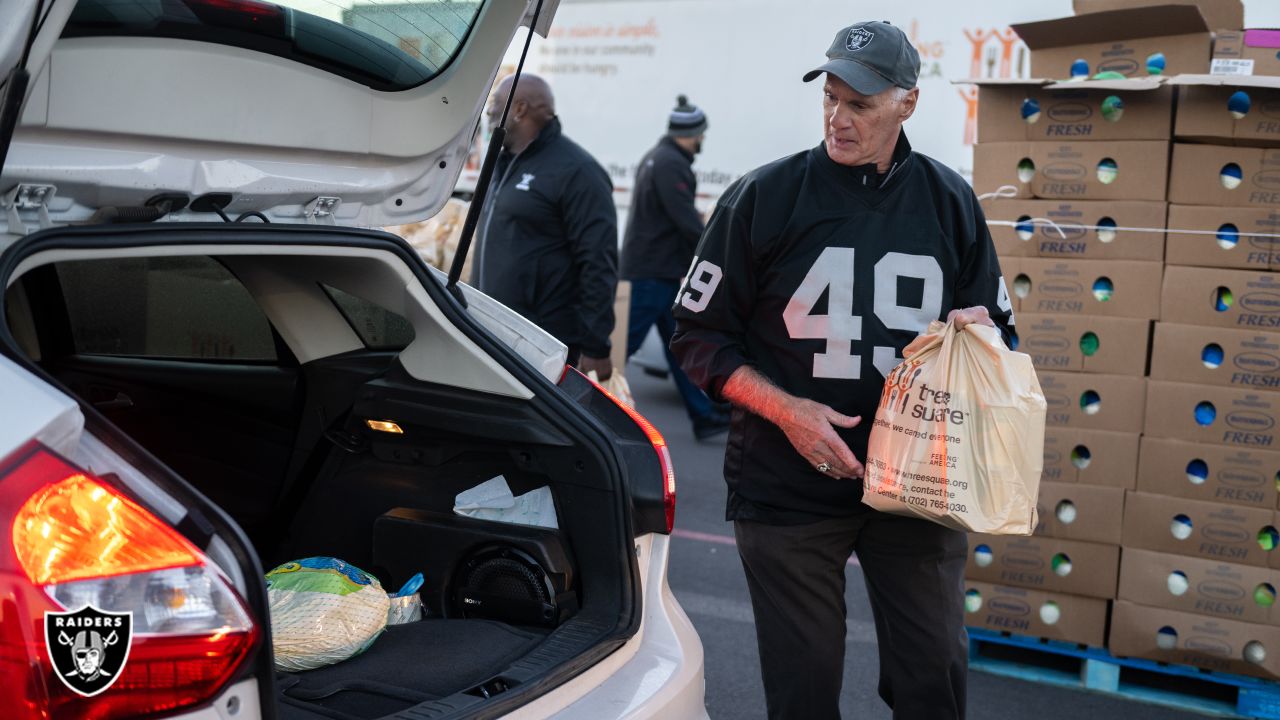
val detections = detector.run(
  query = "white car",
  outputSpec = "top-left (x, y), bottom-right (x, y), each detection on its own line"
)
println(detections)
top-left (0, 0), bottom-right (706, 718)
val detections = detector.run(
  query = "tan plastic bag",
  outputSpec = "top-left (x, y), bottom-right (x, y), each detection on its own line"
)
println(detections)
top-left (588, 370), bottom-right (635, 408)
top-left (862, 320), bottom-right (1046, 534)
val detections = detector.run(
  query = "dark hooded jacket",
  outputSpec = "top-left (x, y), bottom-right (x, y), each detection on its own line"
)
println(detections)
top-left (472, 117), bottom-right (618, 358)
top-left (621, 136), bottom-right (704, 280)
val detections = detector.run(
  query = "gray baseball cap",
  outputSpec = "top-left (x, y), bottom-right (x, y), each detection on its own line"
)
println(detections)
top-left (803, 21), bottom-right (921, 95)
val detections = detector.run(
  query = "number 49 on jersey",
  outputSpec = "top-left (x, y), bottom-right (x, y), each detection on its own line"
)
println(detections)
top-left (678, 248), bottom-right (1011, 380)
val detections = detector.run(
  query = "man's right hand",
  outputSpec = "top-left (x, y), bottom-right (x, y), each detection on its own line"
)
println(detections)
top-left (722, 366), bottom-right (865, 480)
top-left (777, 397), bottom-right (865, 480)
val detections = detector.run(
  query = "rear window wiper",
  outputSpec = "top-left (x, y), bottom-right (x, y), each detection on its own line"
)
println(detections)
top-left (445, 0), bottom-right (546, 305)
top-left (0, 0), bottom-right (45, 178)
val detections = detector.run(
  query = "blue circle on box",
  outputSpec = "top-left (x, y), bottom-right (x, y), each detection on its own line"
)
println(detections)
top-left (1146, 52), bottom-right (1166, 75)
top-left (1071, 445), bottom-right (1091, 469)
top-left (1008, 329), bottom-right (1019, 351)
top-left (1217, 223), bottom-right (1240, 249)
top-left (1222, 163), bottom-right (1244, 190)
top-left (1015, 215), bottom-right (1035, 241)
top-left (1215, 286), bottom-right (1235, 312)
top-left (1021, 98), bottom-right (1041, 123)
top-left (1186, 459), bottom-right (1209, 485)
top-left (1092, 277), bottom-right (1114, 302)
top-left (1202, 343), bottom-right (1225, 369)
top-left (1080, 390), bottom-right (1102, 414)
top-left (1071, 59), bottom-right (1089, 78)
top-left (1195, 401), bottom-right (1217, 426)
top-left (1228, 90), bottom-right (1252, 119)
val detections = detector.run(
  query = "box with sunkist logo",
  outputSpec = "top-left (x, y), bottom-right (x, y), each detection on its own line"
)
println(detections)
top-left (1010, 5), bottom-right (1212, 80)
top-left (1013, 313), bottom-right (1151, 376)
top-left (1161, 266), bottom-right (1280, 330)
top-left (1171, 76), bottom-right (1280, 145)
top-left (983, 199), bottom-right (1166, 261)
top-left (973, 140), bottom-right (1170, 201)
top-left (965, 533), bottom-right (1121, 598)
top-left (1165, 205), bottom-right (1280, 271)
top-left (1118, 547), bottom-right (1279, 627)
top-left (971, 79), bottom-right (1174, 143)
top-left (1042, 427), bottom-right (1140, 488)
top-left (1013, 259), bottom-right (1163, 319)
top-left (964, 580), bottom-right (1108, 646)
top-left (1109, 600), bottom-right (1280, 680)
top-left (1151, 323), bottom-right (1280, 393)
top-left (1038, 371), bottom-right (1148, 432)
top-left (1138, 436), bottom-right (1280, 510)
top-left (1169, 144), bottom-right (1280, 209)
top-left (1121, 490), bottom-right (1279, 568)
top-left (1145, 380), bottom-right (1280, 450)
top-left (1035, 481), bottom-right (1127, 544)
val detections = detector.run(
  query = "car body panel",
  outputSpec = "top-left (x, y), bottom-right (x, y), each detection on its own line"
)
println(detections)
top-left (1, 0), bottom-right (559, 232)
top-left (499, 534), bottom-right (706, 720)
top-left (0, 350), bottom-right (82, 458)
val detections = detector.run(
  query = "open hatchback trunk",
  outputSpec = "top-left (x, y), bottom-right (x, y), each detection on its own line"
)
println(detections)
top-left (0, 0), bottom-right (697, 718)
top-left (0, 223), bottom-right (671, 720)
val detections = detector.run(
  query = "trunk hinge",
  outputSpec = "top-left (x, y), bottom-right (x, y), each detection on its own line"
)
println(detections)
top-left (303, 196), bottom-right (341, 225)
top-left (4, 183), bottom-right (56, 235)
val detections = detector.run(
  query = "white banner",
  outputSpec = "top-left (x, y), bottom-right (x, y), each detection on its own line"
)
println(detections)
top-left (466, 0), bottom-right (1280, 206)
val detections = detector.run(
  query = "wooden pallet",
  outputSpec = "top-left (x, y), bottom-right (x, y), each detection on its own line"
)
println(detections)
top-left (968, 628), bottom-right (1280, 719)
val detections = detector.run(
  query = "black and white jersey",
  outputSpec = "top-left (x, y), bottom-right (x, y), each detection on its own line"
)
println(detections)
top-left (671, 133), bottom-right (1013, 525)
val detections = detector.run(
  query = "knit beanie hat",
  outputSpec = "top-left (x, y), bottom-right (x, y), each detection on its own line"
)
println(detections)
top-left (668, 95), bottom-right (708, 137)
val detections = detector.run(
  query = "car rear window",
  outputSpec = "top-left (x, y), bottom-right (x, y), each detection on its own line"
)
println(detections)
top-left (323, 285), bottom-right (416, 350)
top-left (55, 256), bottom-right (279, 361)
top-left (62, 0), bottom-right (484, 91)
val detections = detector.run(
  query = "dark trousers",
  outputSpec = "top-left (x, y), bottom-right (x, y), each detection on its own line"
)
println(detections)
top-left (734, 512), bottom-right (968, 720)
top-left (625, 278), bottom-right (714, 421)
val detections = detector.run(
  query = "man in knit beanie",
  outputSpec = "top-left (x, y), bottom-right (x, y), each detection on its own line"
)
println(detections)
top-left (620, 95), bottom-right (728, 440)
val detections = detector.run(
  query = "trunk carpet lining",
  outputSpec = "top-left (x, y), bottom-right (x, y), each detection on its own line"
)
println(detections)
top-left (276, 618), bottom-right (546, 719)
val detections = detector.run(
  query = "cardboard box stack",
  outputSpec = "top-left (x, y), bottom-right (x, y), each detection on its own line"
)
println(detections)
top-left (1111, 17), bottom-right (1280, 678)
top-left (965, 4), bottom-right (1280, 681)
top-left (964, 6), bottom-right (1200, 649)
top-left (969, 0), bottom-right (1280, 682)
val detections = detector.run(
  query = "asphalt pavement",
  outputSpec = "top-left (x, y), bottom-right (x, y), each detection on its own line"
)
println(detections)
top-left (626, 366), bottom-right (1205, 720)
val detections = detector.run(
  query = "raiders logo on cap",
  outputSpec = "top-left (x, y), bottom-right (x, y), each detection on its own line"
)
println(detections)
top-left (45, 605), bottom-right (133, 697)
top-left (845, 28), bottom-right (874, 52)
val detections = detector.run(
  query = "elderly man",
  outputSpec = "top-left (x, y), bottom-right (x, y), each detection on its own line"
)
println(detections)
top-left (671, 21), bottom-right (1013, 720)
top-left (472, 74), bottom-right (617, 380)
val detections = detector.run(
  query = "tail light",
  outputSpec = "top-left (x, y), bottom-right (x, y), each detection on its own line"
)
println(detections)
top-left (573, 368), bottom-right (677, 533)
top-left (0, 443), bottom-right (258, 720)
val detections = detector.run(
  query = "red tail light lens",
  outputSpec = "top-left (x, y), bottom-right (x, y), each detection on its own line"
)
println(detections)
top-left (0, 443), bottom-right (259, 720)
top-left (14, 472), bottom-right (203, 586)
top-left (574, 368), bottom-right (677, 533)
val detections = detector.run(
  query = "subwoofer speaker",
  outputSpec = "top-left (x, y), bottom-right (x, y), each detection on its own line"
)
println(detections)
top-left (373, 507), bottom-right (577, 627)
top-left (455, 545), bottom-right (576, 626)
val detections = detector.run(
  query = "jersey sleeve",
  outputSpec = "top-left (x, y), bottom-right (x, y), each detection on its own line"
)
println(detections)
top-left (954, 191), bottom-right (1015, 347)
top-left (670, 202), bottom-right (757, 401)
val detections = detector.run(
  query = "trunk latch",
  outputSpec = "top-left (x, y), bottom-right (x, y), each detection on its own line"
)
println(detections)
top-left (303, 196), bottom-right (341, 225)
top-left (4, 183), bottom-right (56, 235)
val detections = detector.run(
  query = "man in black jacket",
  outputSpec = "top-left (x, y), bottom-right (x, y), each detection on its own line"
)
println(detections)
top-left (621, 96), bottom-right (729, 440)
top-left (473, 74), bottom-right (617, 380)
top-left (671, 21), bottom-right (1014, 720)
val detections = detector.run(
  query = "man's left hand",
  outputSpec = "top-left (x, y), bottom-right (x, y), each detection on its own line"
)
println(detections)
top-left (947, 305), bottom-right (995, 331)
top-left (579, 354), bottom-right (613, 382)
